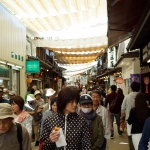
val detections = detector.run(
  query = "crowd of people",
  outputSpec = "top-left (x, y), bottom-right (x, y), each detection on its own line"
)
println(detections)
top-left (0, 82), bottom-right (150, 150)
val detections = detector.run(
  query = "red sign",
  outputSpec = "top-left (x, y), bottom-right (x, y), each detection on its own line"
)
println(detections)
top-left (116, 77), bottom-right (124, 84)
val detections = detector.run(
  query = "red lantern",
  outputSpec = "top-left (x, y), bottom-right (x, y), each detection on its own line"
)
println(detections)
top-left (26, 78), bottom-right (32, 83)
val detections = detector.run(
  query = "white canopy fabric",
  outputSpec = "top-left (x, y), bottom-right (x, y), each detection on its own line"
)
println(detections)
top-left (32, 36), bottom-right (107, 48)
top-left (1, 0), bottom-right (108, 74)
top-left (60, 61), bottom-right (97, 76)
top-left (1, 0), bottom-right (107, 41)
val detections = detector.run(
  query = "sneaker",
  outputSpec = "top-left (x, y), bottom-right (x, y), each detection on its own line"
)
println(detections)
top-left (35, 141), bottom-right (39, 146)
top-left (110, 134), bottom-right (114, 139)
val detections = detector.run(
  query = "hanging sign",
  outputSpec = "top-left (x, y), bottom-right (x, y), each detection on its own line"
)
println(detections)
top-left (107, 47), bottom-right (116, 68)
top-left (116, 77), bottom-right (124, 84)
top-left (26, 60), bottom-right (40, 73)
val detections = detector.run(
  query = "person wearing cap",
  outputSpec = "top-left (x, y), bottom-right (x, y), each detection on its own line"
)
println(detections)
top-left (91, 90), bottom-right (111, 150)
top-left (24, 94), bottom-right (42, 146)
top-left (79, 94), bottom-right (104, 150)
top-left (9, 91), bottom-right (16, 101)
top-left (0, 103), bottom-right (31, 150)
top-left (34, 90), bottom-right (45, 113)
top-left (0, 87), bottom-right (9, 103)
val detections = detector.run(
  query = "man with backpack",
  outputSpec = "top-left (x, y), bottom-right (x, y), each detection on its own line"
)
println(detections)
top-left (0, 103), bottom-right (31, 150)
top-left (105, 85), bottom-right (123, 139)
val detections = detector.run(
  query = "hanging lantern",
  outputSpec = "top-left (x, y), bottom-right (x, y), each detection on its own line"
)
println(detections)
top-left (26, 78), bottom-right (32, 83)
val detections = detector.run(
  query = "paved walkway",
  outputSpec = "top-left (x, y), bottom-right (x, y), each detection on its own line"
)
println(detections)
top-left (32, 123), bottom-right (129, 150)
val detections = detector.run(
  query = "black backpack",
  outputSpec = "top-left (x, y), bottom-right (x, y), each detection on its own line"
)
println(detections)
top-left (16, 123), bottom-right (23, 150)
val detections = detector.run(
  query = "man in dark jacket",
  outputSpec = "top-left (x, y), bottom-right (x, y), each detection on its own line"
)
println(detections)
top-left (105, 85), bottom-right (123, 139)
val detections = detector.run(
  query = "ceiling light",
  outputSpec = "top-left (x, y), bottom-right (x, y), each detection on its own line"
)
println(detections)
top-left (16, 65), bottom-right (22, 69)
top-left (7, 63), bottom-right (14, 66)
top-left (0, 60), bottom-right (6, 64)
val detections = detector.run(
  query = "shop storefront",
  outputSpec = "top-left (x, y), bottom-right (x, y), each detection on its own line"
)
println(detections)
top-left (0, 4), bottom-right (26, 98)
top-left (114, 39), bottom-right (140, 95)
top-left (0, 63), bottom-right (21, 98)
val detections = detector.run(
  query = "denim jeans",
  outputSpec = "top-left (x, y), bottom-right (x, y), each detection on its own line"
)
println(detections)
top-left (110, 113), bottom-right (121, 135)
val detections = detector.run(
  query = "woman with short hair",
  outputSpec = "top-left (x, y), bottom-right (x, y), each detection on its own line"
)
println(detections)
top-left (10, 95), bottom-right (32, 136)
top-left (40, 86), bottom-right (91, 150)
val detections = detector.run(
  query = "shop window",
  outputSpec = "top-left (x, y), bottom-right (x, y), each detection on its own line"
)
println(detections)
top-left (11, 52), bottom-right (15, 58)
top-left (18, 55), bottom-right (20, 60)
top-left (15, 54), bottom-right (17, 59)
top-left (12, 70), bottom-right (19, 95)
top-left (0, 64), bottom-right (9, 78)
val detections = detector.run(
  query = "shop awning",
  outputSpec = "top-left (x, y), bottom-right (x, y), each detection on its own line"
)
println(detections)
top-left (107, 0), bottom-right (149, 48)
top-left (127, 0), bottom-right (150, 51)
top-left (115, 51), bottom-right (140, 67)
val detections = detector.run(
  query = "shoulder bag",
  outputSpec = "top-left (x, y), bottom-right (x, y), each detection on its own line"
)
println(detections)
top-left (109, 95), bottom-right (118, 110)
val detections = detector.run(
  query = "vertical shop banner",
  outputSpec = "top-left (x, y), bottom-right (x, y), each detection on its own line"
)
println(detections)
top-left (57, 79), bottom-right (62, 92)
top-left (116, 77), bottom-right (126, 95)
top-left (141, 72), bottom-right (150, 102)
top-left (107, 47), bottom-right (116, 68)
top-left (130, 74), bottom-right (140, 84)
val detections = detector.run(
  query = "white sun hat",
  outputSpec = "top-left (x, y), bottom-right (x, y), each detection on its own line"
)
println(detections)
top-left (26, 94), bottom-right (35, 101)
top-left (46, 88), bottom-right (56, 96)
top-left (0, 103), bottom-right (16, 119)
top-left (34, 90), bottom-right (41, 96)
top-left (9, 91), bottom-right (16, 96)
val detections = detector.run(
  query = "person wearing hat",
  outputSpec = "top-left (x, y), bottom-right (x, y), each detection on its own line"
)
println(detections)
top-left (9, 91), bottom-right (16, 101)
top-left (0, 103), bottom-right (31, 150)
top-left (0, 87), bottom-right (9, 103)
top-left (78, 94), bottom-right (104, 150)
top-left (39, 88), bottom-right (56, 111)
top-left (34, 90), bottom-right (45, 113)
top-left (24, 94), bottom-right (42, 146)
